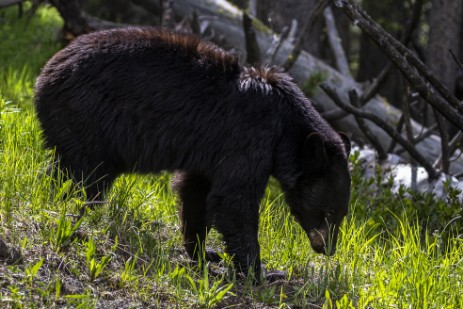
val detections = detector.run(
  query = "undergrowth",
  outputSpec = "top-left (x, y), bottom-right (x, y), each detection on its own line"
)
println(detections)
top-left (1, 5), bottom-right (463, 308)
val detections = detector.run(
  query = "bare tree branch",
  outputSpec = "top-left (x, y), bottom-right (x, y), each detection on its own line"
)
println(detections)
top-left (337, 0), bottom-right (463, 131)
top-left (321, 83), bottom-right (439, 179)
top-left (348, 0), bottom-right (463, 114)
top-left (269, 26), bottom-right (290, 64)
top-left (282, 0), bottom-right (330, 71)
top-left (349, 90), bottom-right (387, 159)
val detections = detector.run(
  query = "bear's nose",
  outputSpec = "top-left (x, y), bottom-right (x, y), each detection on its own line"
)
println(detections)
top-left (308, 227), bottom-right (336, 255)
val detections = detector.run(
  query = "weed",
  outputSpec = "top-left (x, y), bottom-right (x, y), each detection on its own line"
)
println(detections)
top-left (183, 263), bottom-right (235, 308)
top-left (84, 237), bottom-right (113, 282)
top-left (51, 209), bottom-right (83, 252)
top-left (24, 258), bottom-right (44, 287)
top-left (118, 255), bottom-right (140, 288)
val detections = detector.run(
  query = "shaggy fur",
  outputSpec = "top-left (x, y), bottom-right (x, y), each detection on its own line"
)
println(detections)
top-left (35, 27), bottom-right (351, 280)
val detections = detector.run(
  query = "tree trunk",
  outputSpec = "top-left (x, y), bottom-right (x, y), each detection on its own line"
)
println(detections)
top-left (426, 0), bottom-right (462, 125)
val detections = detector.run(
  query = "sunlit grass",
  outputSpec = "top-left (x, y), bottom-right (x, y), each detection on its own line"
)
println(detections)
top-left (1, 5), bottom-right (463, 308)
top-left (0, 3), bottom-right (62, 106)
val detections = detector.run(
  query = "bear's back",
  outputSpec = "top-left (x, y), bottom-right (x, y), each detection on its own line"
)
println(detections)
top-left (37, 27), bottom-right (240, 88)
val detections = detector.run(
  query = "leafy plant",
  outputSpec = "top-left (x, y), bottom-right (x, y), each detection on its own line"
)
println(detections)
top-left (51, 209), bottom-right (83, 252)
top-left (119, 255), bottom-right (139, 288)
top-left (5, 285), bottom-right (24, 308)
top-left (24, 259), bottom-right (44, 287)
top-left (84, 237), bottom-right (112, 282)
top-left (171, 263), bottom-right (235, 308)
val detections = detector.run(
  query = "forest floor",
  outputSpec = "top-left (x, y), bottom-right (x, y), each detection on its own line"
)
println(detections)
top-left (1, 5), bottom-right (463, 309)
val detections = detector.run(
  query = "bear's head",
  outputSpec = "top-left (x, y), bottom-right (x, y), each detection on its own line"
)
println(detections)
top-left (284, 132), bottom-right (351, 255)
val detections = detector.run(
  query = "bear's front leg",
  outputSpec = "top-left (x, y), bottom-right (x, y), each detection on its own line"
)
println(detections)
top-left (172, 171), bottom-right (222, 262)
top-left (207, 187), bottom-right (265, 281)
top-left (206, 151), bottom-right (275, 282)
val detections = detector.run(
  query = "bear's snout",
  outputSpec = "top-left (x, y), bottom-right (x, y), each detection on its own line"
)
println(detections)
top-left (307, 225), bottom-right (337, 256)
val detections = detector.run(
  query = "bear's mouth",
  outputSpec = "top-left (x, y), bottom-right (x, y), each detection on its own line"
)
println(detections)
top-left (307, 224), bottom-right (336, 256)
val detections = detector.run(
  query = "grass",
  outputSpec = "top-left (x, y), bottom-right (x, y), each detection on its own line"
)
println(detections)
top-left (1, 5), bottom-right (463, 308)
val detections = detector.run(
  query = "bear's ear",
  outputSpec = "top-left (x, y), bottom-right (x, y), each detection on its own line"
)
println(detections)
top-left (304, 132), bottom-right (327, 166)
top-left (338, 132), bottom-right (351, 156)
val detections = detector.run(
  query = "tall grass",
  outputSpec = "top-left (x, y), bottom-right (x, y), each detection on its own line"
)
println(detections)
top-left (1, 5), bottom-right (463, 308)
top-left (0, 3), bottom-right (62, 106)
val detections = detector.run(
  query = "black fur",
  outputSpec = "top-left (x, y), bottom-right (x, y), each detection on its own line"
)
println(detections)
top-left (35, 27), bottom-right (351, 280)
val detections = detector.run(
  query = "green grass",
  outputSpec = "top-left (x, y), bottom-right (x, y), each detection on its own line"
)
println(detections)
top-left (1, 5), bottom-right (463, 308)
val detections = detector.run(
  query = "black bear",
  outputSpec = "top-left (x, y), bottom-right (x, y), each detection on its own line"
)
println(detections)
top-left (35, 27), bottom-right (351, 280)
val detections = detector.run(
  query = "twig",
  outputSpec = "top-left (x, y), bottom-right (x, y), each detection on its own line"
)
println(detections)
top-left (349, 90), bottom-right (387, 159)
top-left (321, 83), bottom-right (439, 179)
top-left (282, 0), bottom-right (330, 71)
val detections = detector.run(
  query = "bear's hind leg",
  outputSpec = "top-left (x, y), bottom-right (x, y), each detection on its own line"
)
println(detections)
top-left (172, 172), bottom-right (221, 262)
top-left (57, 154), bottom-right (117, 215)
top-left (78, 164), bottom-right (118, 216)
